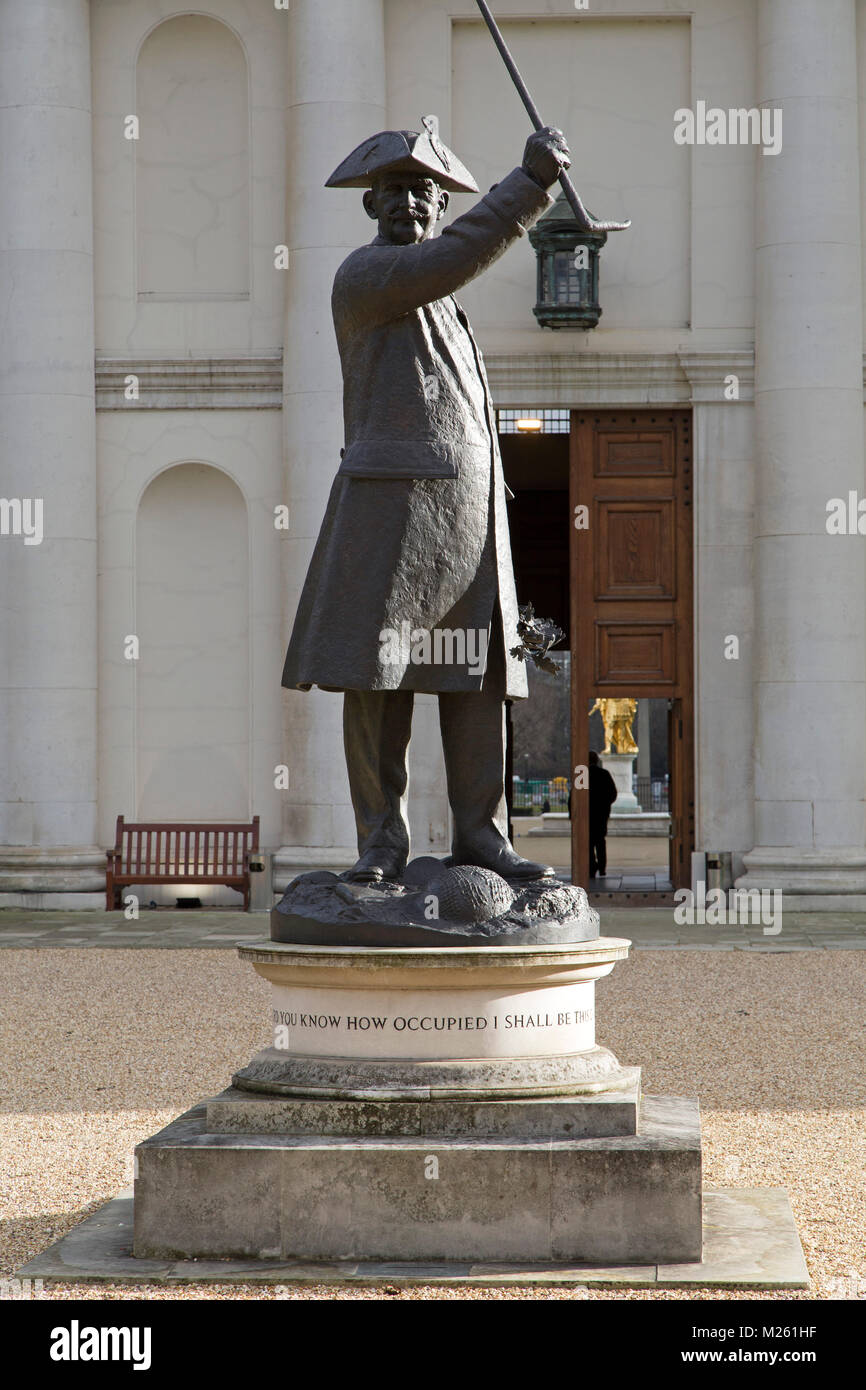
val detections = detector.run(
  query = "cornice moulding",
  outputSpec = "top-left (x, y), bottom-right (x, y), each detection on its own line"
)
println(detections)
top-left (485, 350), bottom-right (756, 405)
top-left (95, 355), bottom-right (283, 409)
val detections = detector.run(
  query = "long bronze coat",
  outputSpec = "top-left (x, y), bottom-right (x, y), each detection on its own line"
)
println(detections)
top-left (281, 168), bottom-right (552, 697)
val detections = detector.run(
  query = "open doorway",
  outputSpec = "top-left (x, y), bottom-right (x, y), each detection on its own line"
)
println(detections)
top-left (501, 406), bottom-right (694, 900)
top-left (585, 695), bottom-right (672, 891)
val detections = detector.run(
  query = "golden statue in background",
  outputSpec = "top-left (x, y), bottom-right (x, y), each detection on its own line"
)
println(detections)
top-left (589, 697), bottom-right (638, 755)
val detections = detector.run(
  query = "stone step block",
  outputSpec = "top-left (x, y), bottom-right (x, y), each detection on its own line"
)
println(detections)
top-left (134, 1094), bottom-right (701, 1266)
top-left (206, 1074), bottom-right (641, 1139)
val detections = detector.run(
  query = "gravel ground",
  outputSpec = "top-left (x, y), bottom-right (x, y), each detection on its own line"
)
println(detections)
top-left (1, 948), bottom-right (864, 1301)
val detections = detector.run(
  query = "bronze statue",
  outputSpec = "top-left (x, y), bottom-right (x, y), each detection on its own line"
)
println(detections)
top-left (589, 697), bottom-right (639, 755)
top-left (282, 119), bottom-right (571, 883)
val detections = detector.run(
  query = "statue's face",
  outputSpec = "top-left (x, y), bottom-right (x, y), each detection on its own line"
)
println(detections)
top-left (364, 174), bottom-right (449, 245)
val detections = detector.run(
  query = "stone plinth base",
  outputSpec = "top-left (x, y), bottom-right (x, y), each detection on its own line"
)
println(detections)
top-left (0, 847), bottom-right (106, 907)
top-left (15, 1187), bottom-right (808, 1288)
top-left (0, 891), bottom-right (106, 909)
top-left (602, 753), bottom-right (641, 815)
top-left (526, 812), bottom-right (670, 837)
top-left (737, 847), bottom-right (866, 908)
top-left (607, 813), bottom-right (671, 837)
top-left (133, 1093), bottom-right (701, 1266)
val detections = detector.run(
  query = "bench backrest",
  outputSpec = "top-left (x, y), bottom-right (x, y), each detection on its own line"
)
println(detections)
top-left (112, 817), bottom-right (260, 877)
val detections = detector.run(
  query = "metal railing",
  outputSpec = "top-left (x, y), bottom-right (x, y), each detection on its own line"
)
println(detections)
top-left (512, 775), bottom-right (670, 815)
top-left (634, 776), bottom-right (669, 811)
top-left (511, 778), bottom-right (570, 815)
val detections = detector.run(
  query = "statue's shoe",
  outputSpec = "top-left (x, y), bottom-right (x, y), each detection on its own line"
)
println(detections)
top-left (342, 848), bottom-right (406, 883)
top-left (452, 841), bottom-right (555, 881)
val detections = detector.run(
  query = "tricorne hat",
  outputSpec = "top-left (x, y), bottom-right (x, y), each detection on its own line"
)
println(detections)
top-left (326, 115), bottom-right (478, 194)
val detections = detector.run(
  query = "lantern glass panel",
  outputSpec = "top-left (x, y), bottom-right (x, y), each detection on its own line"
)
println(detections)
top-left (540, 253), bottom-right (554, 303)
top-left (552, 249), bottom-right (588, 304)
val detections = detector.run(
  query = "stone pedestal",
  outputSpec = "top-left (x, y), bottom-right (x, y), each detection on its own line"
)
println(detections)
top-left (132, 925), bottom-right (704, 1266)
top-left (602, 753), bottom-right (641, 815)
top-left (232, 937), bottom-right (631, 1099)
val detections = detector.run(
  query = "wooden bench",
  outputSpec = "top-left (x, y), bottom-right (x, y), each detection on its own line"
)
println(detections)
top-left (106, 816), bottom-right (260, 911)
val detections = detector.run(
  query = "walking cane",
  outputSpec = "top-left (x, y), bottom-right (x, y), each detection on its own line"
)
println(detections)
top-left (473, 0), bottom-right (630, 234)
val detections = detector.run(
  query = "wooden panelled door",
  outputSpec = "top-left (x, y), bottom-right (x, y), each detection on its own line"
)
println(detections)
top-left (570, 410), bottom-right (694, 891)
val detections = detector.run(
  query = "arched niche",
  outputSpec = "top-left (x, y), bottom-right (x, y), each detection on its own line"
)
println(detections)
top-left (136, 14), bottom-right (250, 298)
top-left (136, 463), bottom-right (250, 819)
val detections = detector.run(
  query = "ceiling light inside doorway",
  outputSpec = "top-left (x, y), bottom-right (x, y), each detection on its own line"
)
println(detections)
top-left (516, 417), bottom-right (543, 433)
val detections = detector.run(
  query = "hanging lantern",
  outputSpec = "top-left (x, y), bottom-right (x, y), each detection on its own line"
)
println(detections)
top-left (527, 192), bottom-right (607, 330)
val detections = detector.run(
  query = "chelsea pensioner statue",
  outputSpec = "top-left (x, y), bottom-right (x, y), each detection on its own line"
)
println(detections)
top-left (282, 120), bottom-right (571, 887)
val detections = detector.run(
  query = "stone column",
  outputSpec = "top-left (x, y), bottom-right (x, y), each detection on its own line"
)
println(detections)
top-left (738, 0), bottom-right (866, 900)
top-left (276, 0), bottom-right (388, 884)
top-left (0, 0), bottom-right (102, 905)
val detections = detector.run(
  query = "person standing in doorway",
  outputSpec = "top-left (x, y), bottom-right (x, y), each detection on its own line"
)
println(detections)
top-left (588, 750), bottom-right (617, 878)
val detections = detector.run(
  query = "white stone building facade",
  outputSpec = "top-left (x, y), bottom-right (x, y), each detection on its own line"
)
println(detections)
top-left (2, 0), bottom-right (865, 907)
